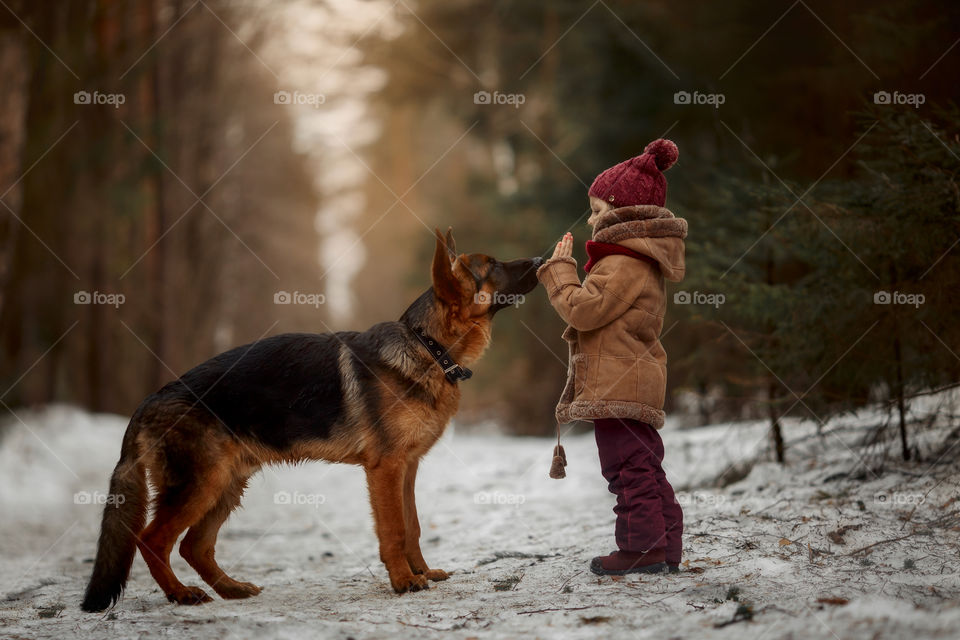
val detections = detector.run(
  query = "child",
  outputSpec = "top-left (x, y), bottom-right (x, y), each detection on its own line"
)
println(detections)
top-left (537, 139), bottom-right (687, 575)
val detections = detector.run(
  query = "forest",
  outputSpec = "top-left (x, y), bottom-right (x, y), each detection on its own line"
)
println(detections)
top-left (2, 0), bottom-right (959, 457)
top-left (2, 2), bottom-right (960, 638)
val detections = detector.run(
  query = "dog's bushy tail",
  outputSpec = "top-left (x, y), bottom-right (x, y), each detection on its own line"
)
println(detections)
top-left (80, 420), bottom-right (148, 612)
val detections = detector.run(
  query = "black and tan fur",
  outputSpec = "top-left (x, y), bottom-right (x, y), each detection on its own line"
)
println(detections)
top-left (81, 228), bottom-right (542, 611)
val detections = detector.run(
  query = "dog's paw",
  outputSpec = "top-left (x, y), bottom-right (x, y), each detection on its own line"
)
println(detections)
top-left (167, 585), bottom-right (213, 605)
top-left (424, 569), bottom-right (450, 581)
top-left (392, 572), bottom-right (430, 594)
top-left (214, 581), bottom-right (263, 599)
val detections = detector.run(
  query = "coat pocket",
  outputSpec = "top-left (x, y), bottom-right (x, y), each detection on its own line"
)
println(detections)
top-left (593, 356), bottom-right (636, 402)
top-left (637, 359), bottom-right (667, 408)
top-left (570, 353), bottom-right (590, 399)
top-left (591, 356), bottom-right (666, 409)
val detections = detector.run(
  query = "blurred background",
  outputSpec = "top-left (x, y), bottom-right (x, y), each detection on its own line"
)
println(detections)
top-left (1, 0), bottom-right (958, 459)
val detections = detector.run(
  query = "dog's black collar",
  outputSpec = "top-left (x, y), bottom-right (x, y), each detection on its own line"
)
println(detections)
top-left (410, 327), bottom-right (473, 384)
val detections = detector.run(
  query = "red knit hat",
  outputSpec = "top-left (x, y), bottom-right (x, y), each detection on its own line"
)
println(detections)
top-left (588, 139), bottom-right (679, 208)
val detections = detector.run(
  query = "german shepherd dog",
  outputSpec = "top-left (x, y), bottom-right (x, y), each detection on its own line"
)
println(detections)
top-left (81, 228), bottom-right (542, 612)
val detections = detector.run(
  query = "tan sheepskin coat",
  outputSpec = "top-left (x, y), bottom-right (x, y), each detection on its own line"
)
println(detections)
top-left (537, 205), bottom-right (687, 429)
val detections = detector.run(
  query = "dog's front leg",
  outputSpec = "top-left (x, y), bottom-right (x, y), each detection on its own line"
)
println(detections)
top-left (403, 458), bottom-right (450, 582)
top-left (366, 459), bottom-right (429, 593)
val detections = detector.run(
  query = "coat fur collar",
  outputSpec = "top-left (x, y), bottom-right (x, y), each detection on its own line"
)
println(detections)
top-left (591, 205), bottom-right (687, 242)
top-left (590, 205), bottom-right (687, 282)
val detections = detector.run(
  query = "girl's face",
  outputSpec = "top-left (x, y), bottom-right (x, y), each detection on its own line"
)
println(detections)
top-left (587, 196), bottom-right (614, 227)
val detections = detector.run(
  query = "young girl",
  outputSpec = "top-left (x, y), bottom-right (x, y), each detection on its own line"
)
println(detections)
top-left (536, 139), bottom-right (687, 575)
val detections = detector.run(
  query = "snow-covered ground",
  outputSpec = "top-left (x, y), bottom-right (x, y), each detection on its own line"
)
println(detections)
top-left (1, 397), bottom-right (959, 639)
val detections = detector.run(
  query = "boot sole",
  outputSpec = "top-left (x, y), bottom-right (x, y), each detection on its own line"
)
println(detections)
top-left (589, 558), bottom-right (668, 576)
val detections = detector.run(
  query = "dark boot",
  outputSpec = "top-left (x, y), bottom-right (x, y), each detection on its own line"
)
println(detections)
top-left (589, 548), bottom-right (667, 576)
top-left (667, 564), bottom-right (680, 574)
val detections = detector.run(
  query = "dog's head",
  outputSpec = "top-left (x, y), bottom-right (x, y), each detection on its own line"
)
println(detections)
top-left (427, 227), bottom-right (541, 362)
top-left (431, 227), bottom-right (542, 319)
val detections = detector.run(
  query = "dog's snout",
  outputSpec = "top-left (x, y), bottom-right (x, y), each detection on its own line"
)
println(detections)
top-left (532, 256), bottom-right (544, 269)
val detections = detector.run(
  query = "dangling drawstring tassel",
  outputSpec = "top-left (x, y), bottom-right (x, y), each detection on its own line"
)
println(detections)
top-left (549, 425), bottom-right (567, 479)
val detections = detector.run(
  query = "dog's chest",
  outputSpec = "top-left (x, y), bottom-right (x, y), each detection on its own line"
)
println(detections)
top-left (401, 387), bottom-right (459, 455)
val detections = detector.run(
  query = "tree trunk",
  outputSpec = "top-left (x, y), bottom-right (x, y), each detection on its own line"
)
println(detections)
top-left (764, 211), bottom-right (784, 463)
top-left (0, 32), bottom-right (29, 323)
top-left (893, 334), bottom-right (910, 461)
top-left (698, 379), bottom-right (711, 426)
top-left (141, 0), bottom-right (169, 389)
top-left (769, 380), bottom-right (785, 463)
top-left (888, 264), bottom-right (909, 462)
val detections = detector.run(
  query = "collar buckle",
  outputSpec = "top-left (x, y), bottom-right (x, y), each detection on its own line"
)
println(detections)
top-left (411, 327), bottom-right (473, 384)
top-left (443, 363), bottom-right (473, 383)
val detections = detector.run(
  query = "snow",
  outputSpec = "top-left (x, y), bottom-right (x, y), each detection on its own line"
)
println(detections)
top-left (1, 400), bottom-right (959, 639)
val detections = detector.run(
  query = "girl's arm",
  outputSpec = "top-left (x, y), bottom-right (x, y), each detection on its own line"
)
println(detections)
top-left (537, 234), bottom-right (649, 332)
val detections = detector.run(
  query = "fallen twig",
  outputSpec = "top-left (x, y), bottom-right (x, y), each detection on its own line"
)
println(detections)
top-left (714, 604), bottom-right (754, 628)
top-left (479, 551), bottom-right (559, 566)
top-left (755, 498), bottom-right (789, 515)
top-left (827, 523), bottom-right (863, 545)
top-left (556, 570), bottom-right (582, 593)
top-left (845, 532), bottom-right (918, 556)
top-left (517, 605), bottom-right (604, 616)
top-left (816, 597), bottom-right (849, 606)
top-left (398, 620), bottom-right (449, 631)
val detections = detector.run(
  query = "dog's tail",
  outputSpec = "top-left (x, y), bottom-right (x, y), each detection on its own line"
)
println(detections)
top-left (80, 416), bottom-right (148, 612)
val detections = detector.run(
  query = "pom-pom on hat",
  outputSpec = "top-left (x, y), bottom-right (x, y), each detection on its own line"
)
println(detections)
top-left (588, 139), bottom-right (679, 208)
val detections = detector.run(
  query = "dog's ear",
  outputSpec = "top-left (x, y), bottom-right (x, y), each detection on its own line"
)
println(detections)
top-left (444, 227), bottom-right (457, 263)
top-left (432, 228), bottom-right (462, 305)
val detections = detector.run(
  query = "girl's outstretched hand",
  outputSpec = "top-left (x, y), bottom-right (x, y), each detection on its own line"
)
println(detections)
top-left (551, 232), bottom-right (573, 260)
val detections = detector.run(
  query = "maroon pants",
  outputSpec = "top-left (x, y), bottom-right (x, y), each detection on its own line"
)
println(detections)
top-left (594, 418), bottom-right (683, 563)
